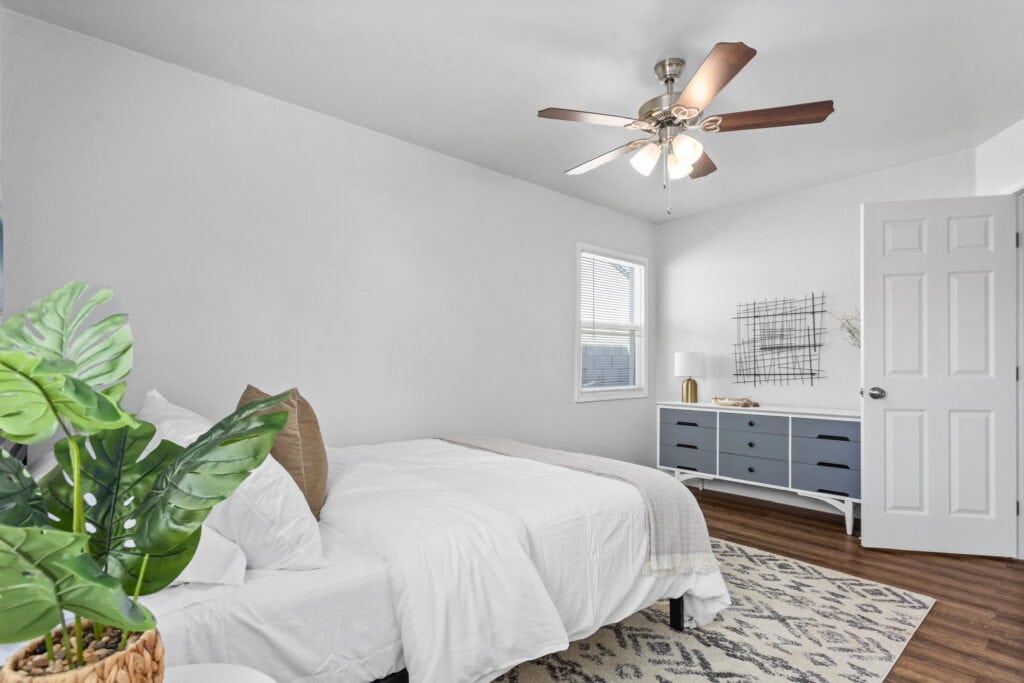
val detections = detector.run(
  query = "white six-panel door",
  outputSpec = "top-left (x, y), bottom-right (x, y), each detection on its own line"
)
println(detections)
top-left (861, 196), bottom-right (1018, 556)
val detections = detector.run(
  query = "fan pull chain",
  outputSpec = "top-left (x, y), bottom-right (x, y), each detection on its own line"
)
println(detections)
top-left (662, 145), bottom-right (668, 190)
top-left (664, 143), bottom-right (673, 215)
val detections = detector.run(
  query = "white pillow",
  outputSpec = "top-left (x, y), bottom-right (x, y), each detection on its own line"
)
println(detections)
top-left (136, 390), bottom-right (325, 571)
top-left (136, 388), bottom-right (214, 446)
top-left (171, 524), bottom-right (247, 587)
top-left (204, 456), bottom-right (326, 570)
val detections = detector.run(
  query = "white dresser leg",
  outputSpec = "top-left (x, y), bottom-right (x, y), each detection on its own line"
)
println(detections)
top-left (795, 491), bottom-right (857, 536)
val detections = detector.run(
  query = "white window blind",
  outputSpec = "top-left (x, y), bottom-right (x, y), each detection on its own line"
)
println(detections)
top-left (577, 246), bottom-right (646, 401)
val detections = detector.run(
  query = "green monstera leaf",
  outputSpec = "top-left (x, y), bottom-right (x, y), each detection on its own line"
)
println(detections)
top-left (0, 350), bottom-right (133, 443)
top-left (43, 395), bottom-right (286, 595)
top-left (0, 282), bottom-right (132, 395)
top-left (0, 450), bottom-right (48, 527)
top-left (132, 394), bottom-right (288, 570)
top-left (41, 423), bottom-right (198, 595)
top-left (0, 524), bottom-right (154, 643)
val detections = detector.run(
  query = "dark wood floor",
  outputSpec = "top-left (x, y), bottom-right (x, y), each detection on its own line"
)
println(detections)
top-left (693, 489), bottom-right (1024, 683)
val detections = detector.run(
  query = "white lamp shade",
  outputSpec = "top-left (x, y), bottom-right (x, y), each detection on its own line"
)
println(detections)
top-left (666, 154), bottom-right (693, 180)
top-left (629, 142), bottom-right (661, 176)
top-left (673, 351), bottom-right (705, 378)
top-left (671, 133), bottom-right (704, 166)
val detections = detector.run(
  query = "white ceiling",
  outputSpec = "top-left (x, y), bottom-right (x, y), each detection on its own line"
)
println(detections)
top-left (6, 0), bottom-right (1024, 223)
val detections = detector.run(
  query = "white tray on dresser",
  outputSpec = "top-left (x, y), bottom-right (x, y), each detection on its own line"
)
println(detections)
top-left (657, 402), bottom-right (862, 534)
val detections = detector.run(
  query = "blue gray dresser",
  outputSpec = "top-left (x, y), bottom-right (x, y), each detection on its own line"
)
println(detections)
top-left (658, 402), bottom-right (861, 534)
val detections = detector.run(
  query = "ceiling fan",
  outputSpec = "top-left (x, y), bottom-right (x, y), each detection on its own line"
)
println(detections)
top-left (538, 42), bottom-right (834, 186)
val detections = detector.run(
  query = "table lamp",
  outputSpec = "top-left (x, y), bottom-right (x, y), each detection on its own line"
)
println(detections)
top-left (673, 351), bottom-right (705, 403)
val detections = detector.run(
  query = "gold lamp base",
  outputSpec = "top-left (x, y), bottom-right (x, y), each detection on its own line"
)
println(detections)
top-left (682, 377), bottom-right (698, 403)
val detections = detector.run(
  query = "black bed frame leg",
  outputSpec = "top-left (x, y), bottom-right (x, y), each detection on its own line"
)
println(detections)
top-left (669, 596), bottom-right (686, 632)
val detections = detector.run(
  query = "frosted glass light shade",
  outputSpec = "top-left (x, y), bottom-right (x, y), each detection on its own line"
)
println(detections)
top-left (671, 134), bottom-right (704, 166)
top-left (666, 154), bottom-right (693, 180)
top-left (673, 351), bottom-right (705, 378)
top-left (629, 142), bottom-right (661, 176)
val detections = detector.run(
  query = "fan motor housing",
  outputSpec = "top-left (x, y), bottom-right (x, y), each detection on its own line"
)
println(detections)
top-left (639, 93), bottom-right (677, 125)
top-left (643, 57), bottom-right (688, 125)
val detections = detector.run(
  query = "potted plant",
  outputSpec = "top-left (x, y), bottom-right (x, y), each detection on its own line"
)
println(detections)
top-left (0, 282), bottom-right (287, 681)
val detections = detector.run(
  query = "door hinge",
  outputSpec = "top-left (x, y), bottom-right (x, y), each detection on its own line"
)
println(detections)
top-left (1018, 232), bottom-right (1022, 248)
top-left (1018, 500), bottom-right (1021, 516)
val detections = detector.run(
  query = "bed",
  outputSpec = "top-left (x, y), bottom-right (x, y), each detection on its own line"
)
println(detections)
top-left (140, 524), bottom-right (404, 682)
top-left (4, 436), bottom-right (729, 683)
top-left (318, 438), bottom-right (731, 683)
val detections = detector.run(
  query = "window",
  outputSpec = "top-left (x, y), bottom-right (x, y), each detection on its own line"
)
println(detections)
top-left (576, 244), bottom-right (647, 402)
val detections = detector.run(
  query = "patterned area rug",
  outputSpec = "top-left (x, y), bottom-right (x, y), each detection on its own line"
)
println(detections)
top-left (498, 539), bottom-right (934, 682)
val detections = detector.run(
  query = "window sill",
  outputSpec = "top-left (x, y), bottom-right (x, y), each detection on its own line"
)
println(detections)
top-left (576, 387), bottom-right (649, 403)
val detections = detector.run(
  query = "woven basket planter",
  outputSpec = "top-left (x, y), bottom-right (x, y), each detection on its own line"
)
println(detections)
top-left (0, 624), bottom-right (163, 683)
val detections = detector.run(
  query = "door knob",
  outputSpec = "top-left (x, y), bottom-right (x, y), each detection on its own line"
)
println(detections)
top-left (868, 386), bottom-right (887, 399)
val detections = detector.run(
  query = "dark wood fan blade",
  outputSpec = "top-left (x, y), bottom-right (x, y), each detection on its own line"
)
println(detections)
top-left (673, 42), bottom-right (757, 115)
top-left (710, 100), bottom-right (835, 132)
top-left (565, 139), bottom-right (649, 175)
top-left (688, 151), bottom-right (717, 179)
top-left (538, 107), bottom-right (645, 129)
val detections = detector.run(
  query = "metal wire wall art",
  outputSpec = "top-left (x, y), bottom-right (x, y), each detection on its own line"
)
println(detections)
top-left (733, 293), bottom-right (826, 386)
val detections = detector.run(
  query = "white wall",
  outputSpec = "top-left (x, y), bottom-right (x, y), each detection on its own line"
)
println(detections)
top-left (975, 118), bottom-right (1024, 195)
top-left (0, 9), bottom-right (4, 313)
top-left (1, 13), bottom-right (658, 464)
top-left (655, 150), bottom-right (976, 410)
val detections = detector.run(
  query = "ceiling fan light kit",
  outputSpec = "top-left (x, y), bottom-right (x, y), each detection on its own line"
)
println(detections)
top-left (538, 42), bottom-right (835, 213)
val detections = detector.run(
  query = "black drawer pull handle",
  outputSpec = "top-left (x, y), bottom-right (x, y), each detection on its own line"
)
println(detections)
top-left (747, 441), bottom-right (755, 448)
top-left (747, 466), bottom-right (755, 473)
top-left (816, 434), bottom-right (850, 441)
top-left (817, 488), bottom-right (850, 497)
top-left (676, 420), bottom-right (699, 427)
top-left (747, 420), bottom-right (755, 427)
top-left (675, 443), bottom-right (698, 450)
top-left (816, 461), bottom-right (851, 469)
top-left (676, 465), bottom-right (697, 472)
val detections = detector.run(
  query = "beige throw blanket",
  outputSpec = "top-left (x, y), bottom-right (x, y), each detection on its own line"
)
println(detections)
top-left (443, 435), bottom-right (719, 576)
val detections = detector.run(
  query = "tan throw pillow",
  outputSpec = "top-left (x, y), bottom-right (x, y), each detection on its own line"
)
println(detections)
top-left (238, 385), bottom-right (328, 519)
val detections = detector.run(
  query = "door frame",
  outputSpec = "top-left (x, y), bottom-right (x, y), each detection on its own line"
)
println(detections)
top-left (1016, 189), bottom-right (1023, 560)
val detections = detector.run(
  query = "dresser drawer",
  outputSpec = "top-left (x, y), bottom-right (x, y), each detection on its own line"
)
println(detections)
top-left (792, 462), bottom-right (861, 499)
top-left (792, 418), bottom-right (860, 443)
top-left (660, 408), bottom-right (717, 429)
top-left (792, 436), bottom-right (861, 470)
top-left (659, 423), bottom-right (716, 451)
top-left (659, 445), bottom-right (716, 474)
top-left (719, 452), bottom-right (788, 487)
top-left (719, 412), bottom-right (788, 436)
top-left (720, 429), bottom-right (788, 462)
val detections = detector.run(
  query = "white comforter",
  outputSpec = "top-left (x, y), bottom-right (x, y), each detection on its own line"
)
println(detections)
top-left (141, 525), bottom-right (403, 681)
top-left (321, 439), bottom-right (730, 683)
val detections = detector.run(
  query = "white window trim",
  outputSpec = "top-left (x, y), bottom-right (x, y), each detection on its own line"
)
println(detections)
top-left (575, 242), bottom-right (649, 403)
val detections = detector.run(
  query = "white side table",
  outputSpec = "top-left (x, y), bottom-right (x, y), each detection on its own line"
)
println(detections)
top-left (164, 663), bottom-right (276, 682)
